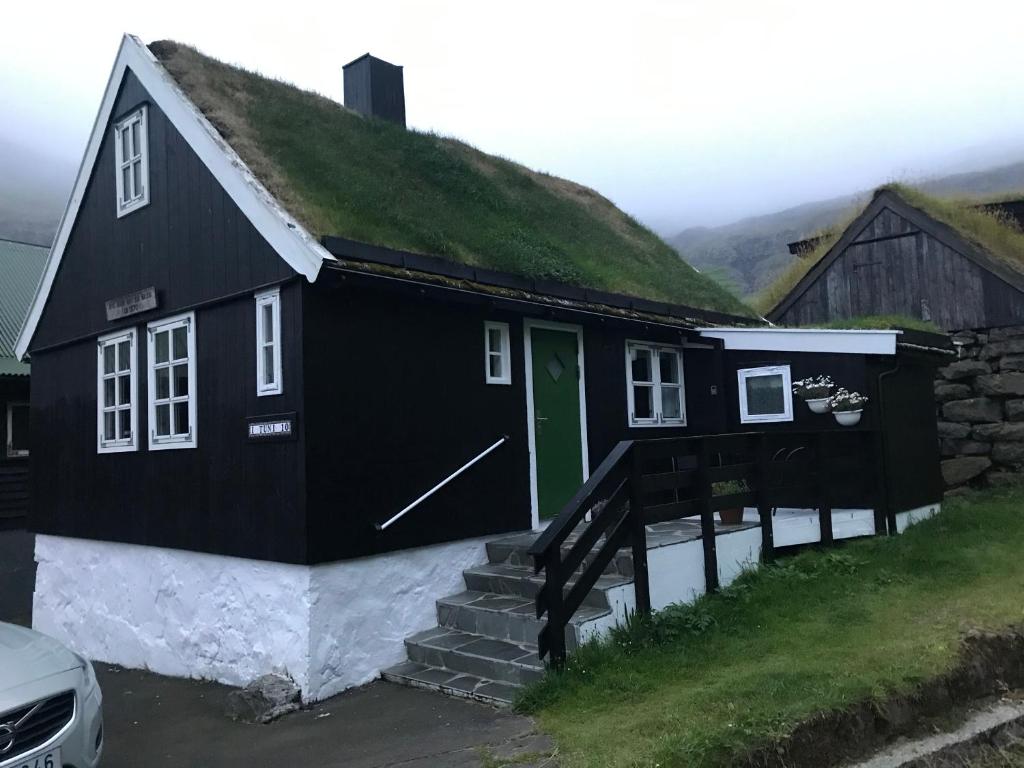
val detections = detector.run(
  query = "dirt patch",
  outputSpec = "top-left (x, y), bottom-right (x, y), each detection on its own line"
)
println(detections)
top-left (737, 627), bottom-right (1024, 767)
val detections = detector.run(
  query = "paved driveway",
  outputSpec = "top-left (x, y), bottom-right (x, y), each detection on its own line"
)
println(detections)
top-left (0, 528), bottom-right (34, 626)
top-left (97, 665), bottom-right (555, 767)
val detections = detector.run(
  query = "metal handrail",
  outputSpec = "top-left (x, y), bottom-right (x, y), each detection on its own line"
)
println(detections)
top-left (375, 435), bottom-right (510, 531)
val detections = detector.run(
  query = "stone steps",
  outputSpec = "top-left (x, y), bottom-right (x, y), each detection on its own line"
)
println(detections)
top-left (461, 562), bottom-right (630, 610)
top-left (403, 627), bottom-right (545, 687)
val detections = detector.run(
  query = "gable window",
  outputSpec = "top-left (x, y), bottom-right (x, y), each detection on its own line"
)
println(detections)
top-left (738, 365), bottom-right (793, 424)
top-left (485, 321), bottom-right (511, 385)
top-left (6, 403), bottom-right (29, 458)
top-left (256, 288), bottom-right (283, 396)
top-left (147, 312), bottom-right (197, 450)
top-left (114, 106), bottom-right (149, 217)
top-left (97, 329), bottom-right (138, 453)
top-left (625, 342), bottom-right (686, 427)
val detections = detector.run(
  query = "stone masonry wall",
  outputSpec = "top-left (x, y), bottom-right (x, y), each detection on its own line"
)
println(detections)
top-left (937, 325), bottom-right (1024, 488)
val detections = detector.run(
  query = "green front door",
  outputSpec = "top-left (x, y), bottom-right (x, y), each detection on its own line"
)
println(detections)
top-left (530, 327), bottom-right (585, 520)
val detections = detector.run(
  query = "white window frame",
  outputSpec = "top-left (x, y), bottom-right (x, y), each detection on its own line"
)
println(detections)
top-left (147, 311), bottom-right (198, 450)
top-left (737, 365), bottom-right (794, 424)
top-left (97, 328), bottom-right (139, 453)
top-left (114, 106), bottom-right (150, 217)
top-left (6, 402), bottom-right (29, 458)
top-left (255, 288), bottom-right (283, 396)
top-left (484, 321), bottom-right (512, 385)
top-left (625, 341), bottom-right (687, 428)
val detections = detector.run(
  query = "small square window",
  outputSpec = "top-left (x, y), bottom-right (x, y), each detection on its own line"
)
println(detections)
top-left (114, 106), bottom-right (150, 217)
top-left (737, 365), bottom-right (793, 424)
top-left (485, 322), bottom-right (511, 385)
top-left (625, 342), bottom-right (686, 427)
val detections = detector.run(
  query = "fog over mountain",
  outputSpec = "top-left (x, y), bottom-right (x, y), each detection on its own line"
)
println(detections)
top-left (0, 137), bottom-right (74, 245)
top-left (669, 159), bottom-right (1024, 300)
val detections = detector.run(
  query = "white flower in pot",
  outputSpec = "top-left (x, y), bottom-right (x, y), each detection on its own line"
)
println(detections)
top-left (792, 375), bottom-right (835, 414)
top-left (828, 388), bottom-right (868, 426)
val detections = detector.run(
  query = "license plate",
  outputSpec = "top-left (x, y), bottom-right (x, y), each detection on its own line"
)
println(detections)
top-left (13, 747), bottom-right (60, 768)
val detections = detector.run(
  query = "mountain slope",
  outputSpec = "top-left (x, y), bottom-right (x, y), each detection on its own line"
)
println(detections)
top-left (670, 161), bottom-right (1024, 299)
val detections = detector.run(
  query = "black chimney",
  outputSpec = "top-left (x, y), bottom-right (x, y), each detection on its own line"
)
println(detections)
top-left (343, 54), bottom-right (406, 127)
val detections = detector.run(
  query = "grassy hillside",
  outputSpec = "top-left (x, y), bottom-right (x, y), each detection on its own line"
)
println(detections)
top-left (670, 161), bottom-right (1024, 301)
top-left (151, 41), bottom-right (752, 317)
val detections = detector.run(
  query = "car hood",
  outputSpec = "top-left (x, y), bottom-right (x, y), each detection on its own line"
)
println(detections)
top-left (0, 622), bottom-right (82, 697)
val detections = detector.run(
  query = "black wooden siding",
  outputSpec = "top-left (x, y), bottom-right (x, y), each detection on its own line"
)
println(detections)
top-left (0, 376), bottom-right (30, 528)
top-left (776, 207), bottom-right (1024, 332)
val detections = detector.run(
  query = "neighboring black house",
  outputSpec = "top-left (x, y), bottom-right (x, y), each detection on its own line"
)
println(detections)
top-left (0, 237), bottom-right (48, 530)
top-left (768, 185), bottom-right (1024, 488)
top-left (16, 37), bottom-right (946, 702)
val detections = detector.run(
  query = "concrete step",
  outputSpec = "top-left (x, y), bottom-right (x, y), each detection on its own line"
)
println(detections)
top-left (462, 562), bottom-right (632, 610)
top-left (437, 590), bottom-right (610, 647)
top-left (485, 531), bottom-right (634, 577)
top-left (381, 660), bottom-right (521, 705)
top-left (404, 627), bottom-right (544, 687)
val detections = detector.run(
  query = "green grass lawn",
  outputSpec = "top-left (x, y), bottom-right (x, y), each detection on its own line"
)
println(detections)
top-left (519, 485), bottom-right (1024, 767)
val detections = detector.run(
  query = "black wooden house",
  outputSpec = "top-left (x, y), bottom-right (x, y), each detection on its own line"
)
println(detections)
top-left (17, 37), bottom-right (947, 703)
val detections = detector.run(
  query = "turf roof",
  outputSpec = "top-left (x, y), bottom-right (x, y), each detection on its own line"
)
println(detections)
top-left (757, 183), bottom-right (1024, 315)
top-left (149, 41), bottom-right (753, 318)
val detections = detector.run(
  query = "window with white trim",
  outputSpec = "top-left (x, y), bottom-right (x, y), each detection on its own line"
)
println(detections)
top-left (625, 342), bottom-right (686, 427)
top-left (738, 365), bottom-right (793, 424)
top-left (114, 106), bottom-right (150, 217)
top-left (97, 329), bottom-right (138, 453)
top-left (147, 312), bottom-right (197, 450)
top-left (6, 403), bottom-right (29, 458)
top-left (484, 321), bottom-right (511, 385)
top-left (256, 288), bottom-right (283, 395)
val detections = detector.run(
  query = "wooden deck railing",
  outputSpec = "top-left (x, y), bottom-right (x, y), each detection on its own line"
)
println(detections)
top-left (528, 429), bottom-right (885, 664)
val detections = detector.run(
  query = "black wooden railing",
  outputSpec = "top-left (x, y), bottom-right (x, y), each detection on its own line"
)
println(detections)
top-left (528, 429), bottom-right (886, 664)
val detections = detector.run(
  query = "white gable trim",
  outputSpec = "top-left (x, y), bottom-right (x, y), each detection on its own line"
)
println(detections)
top-left (16, 35), bottom-right (333, 360)
top-left (698, 328), bottom-right (899, 356)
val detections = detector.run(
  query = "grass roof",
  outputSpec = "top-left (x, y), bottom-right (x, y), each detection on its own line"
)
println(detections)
top-left (755, 183), bottom-right (1024, 315)
top-left (149, 41), bottom-right (753, 318)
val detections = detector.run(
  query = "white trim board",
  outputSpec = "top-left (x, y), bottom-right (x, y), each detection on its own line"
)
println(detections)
top-left (15, 34), bottom-right (333, 360)
top-left (523, 319), bottom-right (590, 530)
top-left (698, 328), bottom-right (900, 355)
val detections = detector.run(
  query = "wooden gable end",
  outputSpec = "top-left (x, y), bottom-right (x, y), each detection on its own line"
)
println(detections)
top-left (774, 196), bottom-right (1024, 332)
top-left (30, 70), bottom-right (296, 351)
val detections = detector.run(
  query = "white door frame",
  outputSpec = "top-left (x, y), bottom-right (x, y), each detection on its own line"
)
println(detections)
top-left (523, 318), bottom-right (590, 530)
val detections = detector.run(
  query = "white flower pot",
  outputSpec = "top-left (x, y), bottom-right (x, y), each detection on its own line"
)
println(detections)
top-left (805, 397), bottom-right (831, 414)
top-left (834, 410), bottom-right (863, 426)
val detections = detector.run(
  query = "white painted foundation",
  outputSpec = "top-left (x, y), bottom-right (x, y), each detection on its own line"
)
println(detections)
top-left (33, 534), bottom-right (487, 701)
top-left (895, 503), bottom-right (941, 533)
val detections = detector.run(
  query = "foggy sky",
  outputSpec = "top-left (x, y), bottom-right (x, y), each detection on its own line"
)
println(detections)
top-left (4, 0), bottom-right (1024, 234)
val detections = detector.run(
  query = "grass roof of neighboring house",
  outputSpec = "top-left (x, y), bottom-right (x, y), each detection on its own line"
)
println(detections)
top-left (755, 183), bottom-right (1024, 316)
top-left (149, 41), bottom-right (754, 319)
top-left (0, 238), bottom-right (48, 371)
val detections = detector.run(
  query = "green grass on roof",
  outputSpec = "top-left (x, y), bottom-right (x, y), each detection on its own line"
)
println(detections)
top-left (150, 41), bottom-right (753, 318)
top-left (755, 182), bottom-right (1024, 316)
top-left (814, 314), bottom-right (941, 333)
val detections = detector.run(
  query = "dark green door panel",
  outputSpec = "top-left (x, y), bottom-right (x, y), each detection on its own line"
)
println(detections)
top-left (531, 327), bottom-right (584, 519)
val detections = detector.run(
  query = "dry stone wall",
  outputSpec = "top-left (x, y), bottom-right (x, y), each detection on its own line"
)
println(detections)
top-left (937, 326), bottom-right (1024, 488)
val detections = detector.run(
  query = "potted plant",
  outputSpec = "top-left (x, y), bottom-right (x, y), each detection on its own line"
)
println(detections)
top-left (792, 375), bottom-right (835, 413)
top-left (712, 478), bottom-right (748, 525)
top-left (829, 388), bottom-right (869, 426)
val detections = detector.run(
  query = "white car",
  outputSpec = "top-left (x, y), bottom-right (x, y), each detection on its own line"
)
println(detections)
top-left (0, 622), bottom-right (103, 768)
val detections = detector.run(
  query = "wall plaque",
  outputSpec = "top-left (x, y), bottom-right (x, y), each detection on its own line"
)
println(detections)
top-left (105, 287), bottom-right (158, 321)
top-left (247, 412), bottom-right (297, 442)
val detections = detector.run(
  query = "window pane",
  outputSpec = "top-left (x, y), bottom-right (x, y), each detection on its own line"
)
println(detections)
top-left (155, 403), bottom-right (171, 436)
top-left (172, 326), bottom-right (187, 360)
top-left (630, 348), bottom-right (652, 383)
top-left (173, 402), bottom-right (189, 435)
top-left (633, 385), bottom-right (653, 420)
top-left (132, 161), bottom-right (142, 197)
top-left (121, 127), bottom-right (129, 161)
top-left (746, 374), bottom-right (785, 416)
top-left (103, 344), bottom-right (115, 374)
top-left (659, 352), bottom-right (680, 384)
top-left (104, 411), bottom-right (115, 441)
top-left (117, 374), bottom-right (131, 406)
top-left (489, 354), bottom-right (502, 380)
top-left (118, 409), bottom-right (131, 440)
top-left (131, 121), bottom-right (140, 157)
top-left (263, 347), bottom-right (275, 385)
top-left (661, 386), bottom-right (682, 420)
top-left (10, 405), bottom-right (29, 451)
top-left (172, 364), bottom-right (189, 397)
top-left (155, 331), bottom-right (169, 364)
top-left (104, 378), bottom-right (115, 408)
top-left (155, 367), bottom-right (170, 400)
top-left (262, 304), bottom-right (274, 344)
top-left (117, 340), bottom-right (130, 371)
top-left (121, 166), bottom-right (131, 200)
top-left (488, 327), bottom-right (501, 354)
